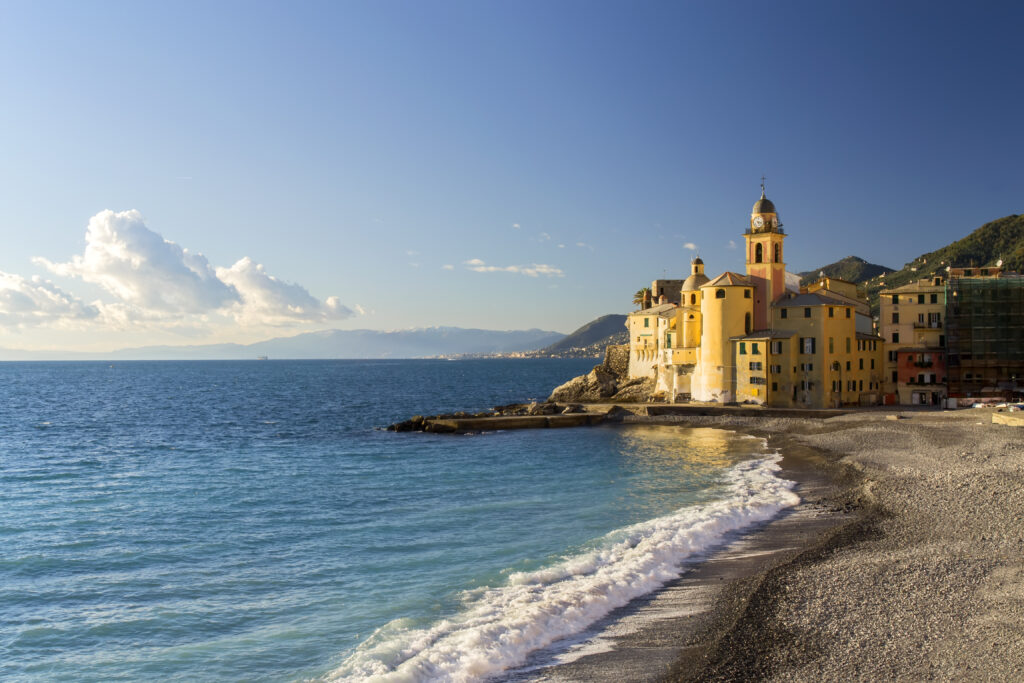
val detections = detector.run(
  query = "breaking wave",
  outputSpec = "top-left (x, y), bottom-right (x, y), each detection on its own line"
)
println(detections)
top-left (326, 453), bottom-right (799, 682)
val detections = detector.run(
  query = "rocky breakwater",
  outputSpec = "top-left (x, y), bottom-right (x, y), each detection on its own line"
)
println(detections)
top-left (547, 344), bottom-right (654, 403)
top-left (387, 401), bottom-right (591, 433)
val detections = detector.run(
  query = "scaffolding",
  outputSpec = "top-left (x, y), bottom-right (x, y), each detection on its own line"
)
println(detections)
top-left (945, 276), bottom-right (1024, 398)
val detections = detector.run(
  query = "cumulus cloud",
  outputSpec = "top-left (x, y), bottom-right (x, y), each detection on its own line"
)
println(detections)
top-left (0, 272), bottom-right (100, 326)
top-left (441, 264), bottom-right (454, 270)
top-left (463, 259), bottom-right (564, 277)
top-left (683, 242), bottom-right (698, 251)
top-left (30, 209), bottom-right (355, 329)
top-left (216, 257), bottom-right (353, 325)
top-left (36, 209), bottom-right (237, 315)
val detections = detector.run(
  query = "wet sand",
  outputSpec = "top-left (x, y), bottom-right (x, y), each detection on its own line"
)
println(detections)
top-left (521, 408), bottom-right (1024, 681)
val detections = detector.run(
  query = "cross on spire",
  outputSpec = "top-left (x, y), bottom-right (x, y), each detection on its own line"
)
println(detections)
top-left (761, 175), bottom-right (767, 196)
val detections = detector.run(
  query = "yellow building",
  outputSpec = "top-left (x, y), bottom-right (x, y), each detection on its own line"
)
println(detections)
top-left (626, 184), bottom-right (883, 408)
top-left (879, 276), bottom-right (947, 405)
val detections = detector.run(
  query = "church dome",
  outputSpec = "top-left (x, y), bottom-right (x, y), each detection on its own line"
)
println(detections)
top-left (682, 271), bottom-right (710, 291)
top-left (752, 190), bottom-right (776, 214)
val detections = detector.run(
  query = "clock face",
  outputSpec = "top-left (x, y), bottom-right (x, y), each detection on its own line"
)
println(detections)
top-left (753, 215), bottom-right (765, 228)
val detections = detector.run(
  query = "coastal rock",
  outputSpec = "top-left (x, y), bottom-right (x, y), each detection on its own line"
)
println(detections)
top-left (527, 402), bottom-right (559, 416)
top-left (547, 365), bottom-right (618, 403)
top-left (561, 404), bottom-right (585, 414)
top-left (610, 377), bottom-right (655, 403)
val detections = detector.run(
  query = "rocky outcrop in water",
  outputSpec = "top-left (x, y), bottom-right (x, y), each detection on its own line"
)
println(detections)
top-left (545, 344), bottom-right (655, 403)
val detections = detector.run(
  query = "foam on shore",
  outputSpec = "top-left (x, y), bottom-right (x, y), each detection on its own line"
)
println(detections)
top-left (325, 453), bottom-right (800, 682)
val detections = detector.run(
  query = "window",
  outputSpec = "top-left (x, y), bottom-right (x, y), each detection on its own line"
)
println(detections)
top-left (739, 342), bottom-right (747, 354)
top-left (749, 361), bottom-right (763, 371)
top-left (846, 361), bottom-right (851, 371)
top-left (888, 351), bottom-right (897, 361)
top-left (780, 308), bottom-right (788, 319)
top-left (846, 307), bottom-right (851, 319)
top-left (892, 371), bottom-right (898, 382)
top-left (770, 364), bottom-right (782, 373)
top-left (892, 332), bottom-right (899, 343)
top-left (918, 294), bottom-right (925, 304)
top-left (770, 341), bottom-right (782, 354)
top-left (981, 268), bottom-right (989, 276)
top-left (750, 376), bottom-right (766, 385)
top-left (829, 337), bottom-right (834, 353)
top-left (752, 343), bottom-right (760, 354)
top-left (964, 269), bottom-right (973, 276)
top-left (666, 333), bottom-right (672, 348)
top-left (804, 307), bottom-right (811, 318)
top-left (859, 358), bottom-right (864, 370)
top-left (918, 313), bottom-right (925, 324)
top-left (801, 337), bottom-right (816, 354)
top-left (745, 313), bottom-right (751, 334)
top-left (690, 293), bottom-right (696, 304)
top-left (774, 244), bottom-right (780, 262)
top-left (891, 295), bottom-right (899, 305)
top-left (871, 359), bottom-right (875, 369)
top-left (846, 338), bottom-right (851, 353)
top-left (930, 293), bottom-right (938, 304)
top-left (939, 335), bottom-right (945, 347)
top-left (892, 312), bottom-right (899, 324)
top-left (744, 289), bottom-right (751, 298)
top-left (829, 307), bottom-right (834, 318)
top-left (771, 382), bottom-right (778, 391)
top-left (716, 289), bottom-right (725, 299)
top-left (755, 243), bottom-right (763, 263)
top-left (859, 380), bottom-right (863, 391)
top-left (644, 318), bottom-right (649, 328)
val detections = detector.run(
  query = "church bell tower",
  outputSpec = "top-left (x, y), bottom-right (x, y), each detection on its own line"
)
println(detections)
top-left (744, 179), bottom-right (787, 330)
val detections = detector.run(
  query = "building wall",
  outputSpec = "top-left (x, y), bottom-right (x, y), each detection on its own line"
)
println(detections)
top-left (691, 284), bottom-right (752, 402)
top-left (626, 311), bottom-right (659, 378)
top-left (880, 278), bottom-right (947, 403)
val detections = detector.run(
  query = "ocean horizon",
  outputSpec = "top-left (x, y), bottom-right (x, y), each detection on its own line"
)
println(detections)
top-left (1, 359), bottom-right (798, 681)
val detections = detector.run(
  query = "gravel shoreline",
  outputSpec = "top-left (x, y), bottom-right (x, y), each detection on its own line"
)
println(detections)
top-left (525, 407), bottom-right (1024, 681)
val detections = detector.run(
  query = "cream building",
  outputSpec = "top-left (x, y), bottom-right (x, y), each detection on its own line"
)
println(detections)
top-left (626, 185), bottom-right (883, 408)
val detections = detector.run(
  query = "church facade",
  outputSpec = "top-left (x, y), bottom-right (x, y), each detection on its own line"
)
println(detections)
top-left (626, 187), bottom-right (884, 409)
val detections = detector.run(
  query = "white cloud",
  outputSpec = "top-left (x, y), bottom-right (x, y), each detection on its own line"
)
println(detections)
top-left (36, 210), bottom-right (237, 315)
top-left (463, 259), bottom-right (564, 277)
top-left (538, 232), bottom-right (551, 242)
top-left (216, 257), bottom-right (353, 325)
top-left (512, 223), bottom-right (521, 229)
top-left (32, 209), bottom-right (355, 328)
top-left (441, 264), bottom-right (454, 270)
top-left (0, 272), bottom-right (100, 326)
top-left (558, 244), bottom-right (565, 248)
top-left (728, 240), bottom-right (737, 249)
top-left (683, 242), bottom-right (698, 251)
top-left (405, 250), bottom-right (418, 257)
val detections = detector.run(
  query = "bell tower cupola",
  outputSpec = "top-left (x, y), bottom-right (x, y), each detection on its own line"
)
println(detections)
top-left (744, 178), bottom-right (787, 330)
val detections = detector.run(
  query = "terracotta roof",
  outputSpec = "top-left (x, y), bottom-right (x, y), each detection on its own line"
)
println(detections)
top-left (703, 271), bottom-right (750, 287)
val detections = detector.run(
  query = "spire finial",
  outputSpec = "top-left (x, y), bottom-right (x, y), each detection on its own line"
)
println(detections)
top-left (760, 175), bottom-right (766, 197)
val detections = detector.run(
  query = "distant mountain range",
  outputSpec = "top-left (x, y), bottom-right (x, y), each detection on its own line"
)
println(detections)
top-left (0, 327), bottom-right (566, 361)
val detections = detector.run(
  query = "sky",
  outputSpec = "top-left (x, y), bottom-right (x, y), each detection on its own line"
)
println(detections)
top-left (0, 0), bottom-right (1021, 351)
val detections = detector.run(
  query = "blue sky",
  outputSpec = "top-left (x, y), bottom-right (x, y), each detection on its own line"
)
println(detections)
top-left (0, 0), bottom-right (1021, 350)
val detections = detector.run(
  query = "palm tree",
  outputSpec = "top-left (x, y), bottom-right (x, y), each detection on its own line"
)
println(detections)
top-left (633, 287), bottom-right (651, 309)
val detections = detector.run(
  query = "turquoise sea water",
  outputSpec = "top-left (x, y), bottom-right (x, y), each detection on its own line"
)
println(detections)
top-left (0, 359), bottom-right (798, 681)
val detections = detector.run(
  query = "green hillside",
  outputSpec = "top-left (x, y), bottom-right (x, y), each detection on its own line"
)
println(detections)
top-left (798, 256), bottom-right (893, 286)
top-left (858, 214), bottom-right (1024, 314)
top-left (540, 314), bottom-right (627, 355)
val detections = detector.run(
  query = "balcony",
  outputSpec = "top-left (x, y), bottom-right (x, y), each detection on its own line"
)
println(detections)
top-left (913, 322), bottom-right (943, 329)
top-left (913, 361), bottom-right (934, 368)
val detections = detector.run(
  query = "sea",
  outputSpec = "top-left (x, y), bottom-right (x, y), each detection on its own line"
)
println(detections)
top-left (0, 359), bottom-right (800, 682)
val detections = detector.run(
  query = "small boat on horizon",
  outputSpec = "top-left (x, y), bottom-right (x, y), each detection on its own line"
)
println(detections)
top-left (256, 355), bottom-right (268, 361)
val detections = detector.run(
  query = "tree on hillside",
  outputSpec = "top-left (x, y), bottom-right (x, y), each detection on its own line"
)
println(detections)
top-left (633, 287), bottom-right (651, 309)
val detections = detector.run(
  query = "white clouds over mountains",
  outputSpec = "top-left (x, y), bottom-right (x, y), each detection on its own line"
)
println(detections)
top-left (4, 209), bottom-right (353, 331)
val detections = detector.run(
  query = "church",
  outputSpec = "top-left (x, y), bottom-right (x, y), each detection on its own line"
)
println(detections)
top-left (626, 185), bottom-right (884, 409)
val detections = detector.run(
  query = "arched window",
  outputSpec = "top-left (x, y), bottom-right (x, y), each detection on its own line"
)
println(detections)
top-left (745, 313), bottom-right (751, 334)
top-left (774, 243), bottom-right (781, 262)
top-left (755, 243), bottom-right (763, 263)
top-left (690, 293), bottom-right (696, 304)
top-left (715, 289), bottom-right (726, 299)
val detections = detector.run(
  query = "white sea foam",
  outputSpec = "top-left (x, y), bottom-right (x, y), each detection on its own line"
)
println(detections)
top-left (325, 454), bottom-right (799, 682)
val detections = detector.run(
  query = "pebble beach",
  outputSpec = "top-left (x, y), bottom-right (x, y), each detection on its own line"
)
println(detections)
top-left (528, 407), bottom-right (1024, 681)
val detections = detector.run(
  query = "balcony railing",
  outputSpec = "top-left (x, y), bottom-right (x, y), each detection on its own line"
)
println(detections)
top-left (913, 322), bottom-right (943, 329)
